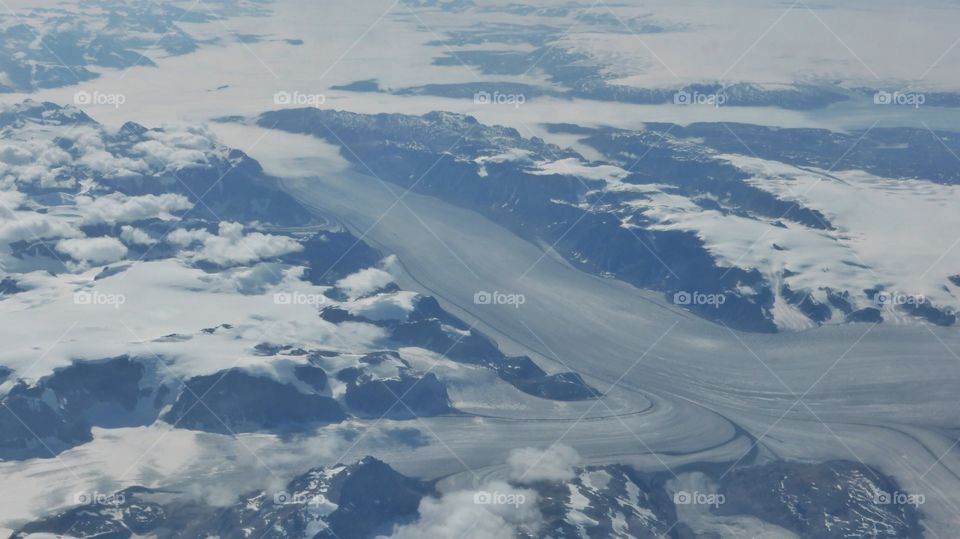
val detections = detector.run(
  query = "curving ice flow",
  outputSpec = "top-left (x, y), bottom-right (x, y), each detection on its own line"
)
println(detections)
top-left (209, 124), bottom-right (960, 536)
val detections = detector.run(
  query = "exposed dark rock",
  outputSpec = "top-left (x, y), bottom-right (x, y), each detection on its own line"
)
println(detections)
top-left (293, 364), bottom-right (328, 391)
top-left (716, 460), bottom-right (925, 539)
top-left (13, 458), bottom-right (434, 539)
top-left (345, 372), bottom-right (453, 419)
top-left (284, 230), bottom-right (384, 285)
top-left (0, 356), bottom-right (152, 459)
top-left (497, 356), bottom-right (599, 401)
top-left (847, 308), bottom-right (883, 323)
top-left (161, 369), bottom-right (346, 434)
top-left (0, 276), bottom-right (24, 295)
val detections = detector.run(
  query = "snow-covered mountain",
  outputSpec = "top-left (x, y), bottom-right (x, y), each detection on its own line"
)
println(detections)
top-left (0, 0), bottom-right (267, 93)
top-left (13, 449), bottom-right (924, 538)
top-left (0, 98), bottom-right (934, 537)
top-left (256, 107), bottom-right (960, 332)
top-left (3, 1), bottom-right (960, 537)
top-left (12, 456), bottom-right (433, 539)
top-left (0, 101), bottom-right (597, 460)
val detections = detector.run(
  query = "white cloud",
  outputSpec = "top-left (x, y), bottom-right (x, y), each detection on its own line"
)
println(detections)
top-left (78, 193), bottom-right (192, 225)
top-left (507, 444), bottom-right (581, 484)
top-left (0, 143), bottom-right (36, 165)
top-left (133, 140), bottom-right (209, 170)
top-left (166, 227), bottom-right (213, 247)
top-left (130, 127), bottom-right (222, 171)
top-left (228, 263), bottom-right (286, 294)
top-left (119, 225), bottom-right (156, 246)
top-left (385, 481), bottom-right (541, 539)
top-left (55, 236), bottom-right (127, 264)
top-left (71, 126), bottom-right (150, 180)
top-left (78, 151), bottom-right (149, 180)
top-left (336, 267), bottom-right (393, 299)
top-left (0, 137), bottom-right (74, 188)
top-left (386, 445), bottom-right (584, 538)
top-left (346, 291), bottom-right (418, 321)
top-left (191, 221), bottom-right (303, 266)
top-left (0, 212), bottom-right (80, 243)
top-left (0, 190), bottom-right (26, 214)
top-left (217, 221), bottom-right (245, 240)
